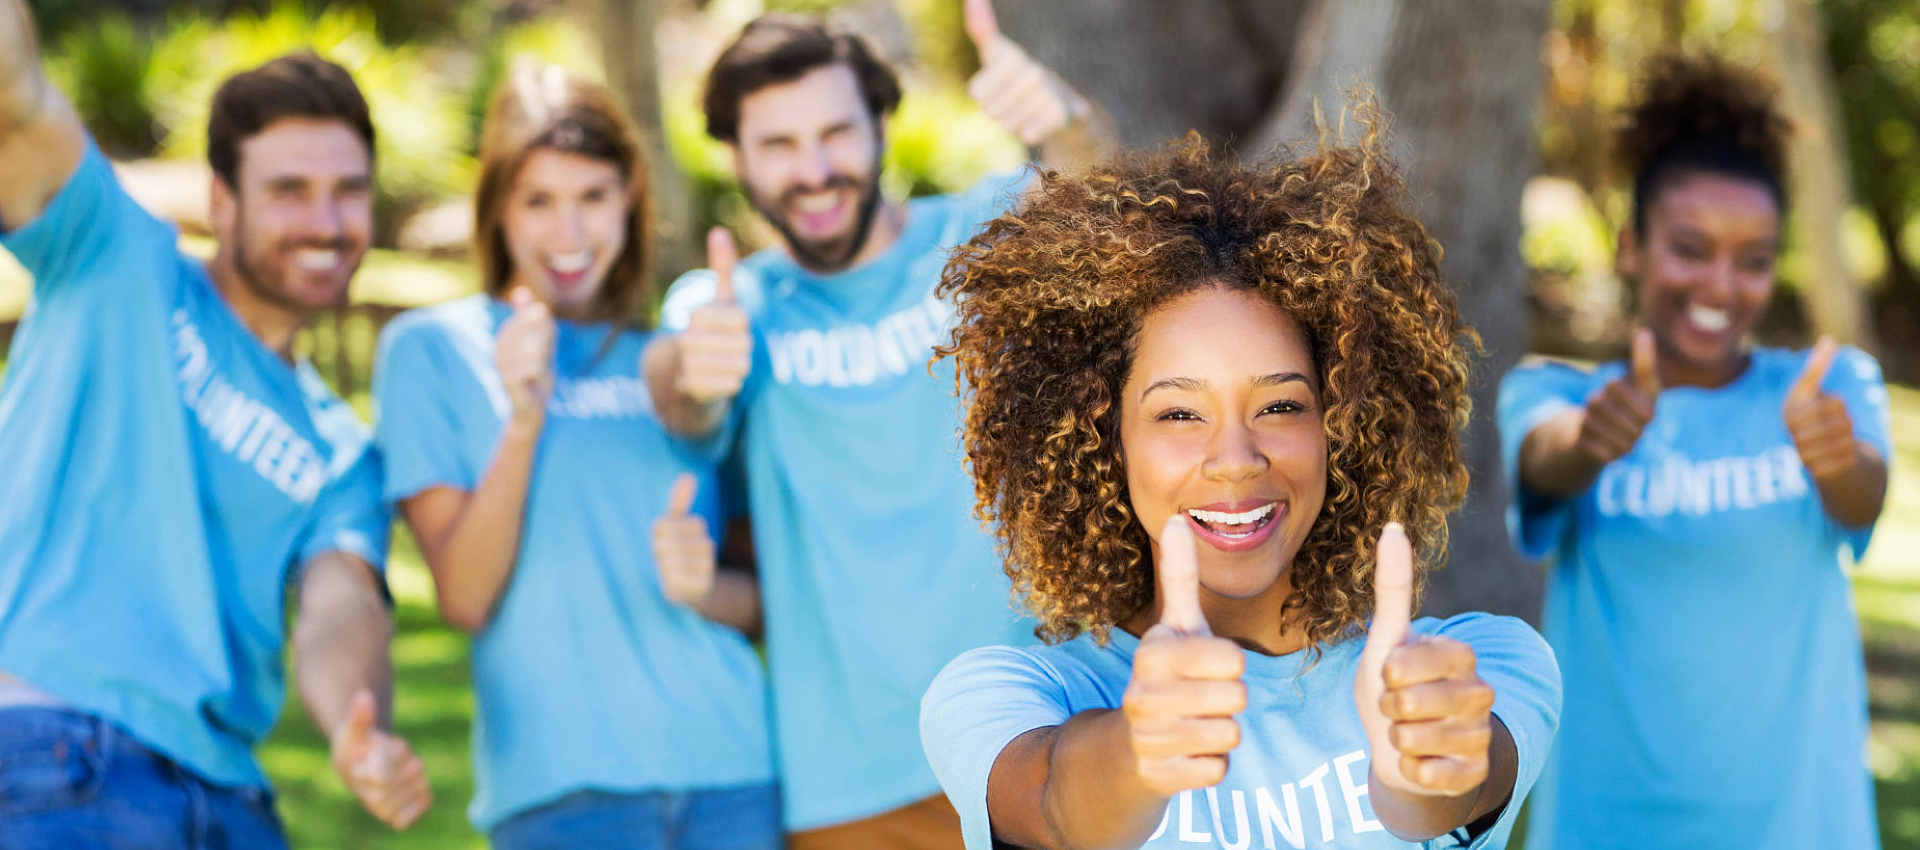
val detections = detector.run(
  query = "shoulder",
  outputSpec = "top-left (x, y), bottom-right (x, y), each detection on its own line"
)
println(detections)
top-left (1501, 356), bottom-right (1610, 396)
top-left (377, 295), bottom-right (494, 360)
top-left (931, 638), bottom-right (1124, 699)
top-left (1418, 613), bottom-right (1559, 685)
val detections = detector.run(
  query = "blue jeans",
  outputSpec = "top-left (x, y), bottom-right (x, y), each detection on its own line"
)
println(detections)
top-left (0, 707), bottom-right (287, 850)
top-left (491, 784), bottom-right (783, 850)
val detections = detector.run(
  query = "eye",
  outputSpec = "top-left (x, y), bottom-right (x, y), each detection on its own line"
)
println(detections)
top-left (523, 192), bottom-right (551, 209)
top-left (1154, 408), bottom-right (1201, 422)
top-left (1260, 399), bottom-right (1307, 416)
top-left (1738, 253), bottom-right (1775, 275)
top-left (584, 186), bottom-right (610, 204)
top-left (1671, 241), bottom-right (1708, 261)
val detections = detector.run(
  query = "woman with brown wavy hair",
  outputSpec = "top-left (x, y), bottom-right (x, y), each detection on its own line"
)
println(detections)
top-left (918, 126), bottom-right (1561, 849)
top-left (372, 64), bottom-right (778, 848)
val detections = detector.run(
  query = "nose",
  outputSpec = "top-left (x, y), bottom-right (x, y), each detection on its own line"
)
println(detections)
top-left (795, 142), bottom-right (833, 188)
top-left (560, 201), bottom-right (587, 247)
top-left (306, 194), bottom-right (347, 242)
top-left (1201, 417), bottom-right (1269, 483)
top-left (1700, 255), bottom-right (1738, 303)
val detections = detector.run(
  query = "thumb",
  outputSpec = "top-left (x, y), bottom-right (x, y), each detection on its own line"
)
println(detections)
top-left (665, 472), bottom-right (697, 517)
top-left (1631, 327), bottom-right (1661, 397)
top-left (508, 285), bottom-right (538, 313)
top-left (1153, 515), bottom-right (1210, 637)
top-left (334, 690), bottom-right (377, 757)
top-left (708, 227), bottom-right (738, 304)
top-left (1788, 335), bottom-right (1837, 406)
top-left (964, 0), bottom-right (1003, 62)
top-left (1363, 522), bottom-right (1414, 657)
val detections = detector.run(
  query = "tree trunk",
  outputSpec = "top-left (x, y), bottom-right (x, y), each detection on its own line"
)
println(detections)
top-left (1758, 0), bottom-right (1879, 353)
top-left (991, 0), bottom-right (1552, 622)
top-left (593, 0), bottom-right (699, 308)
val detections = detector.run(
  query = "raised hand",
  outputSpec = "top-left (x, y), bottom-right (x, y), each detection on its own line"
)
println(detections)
top-left (652, 473), bottom-right (717, 609)
top-left (329, 690), bottom-right (431, 829)
top-left (495, 286), bottom-right (556, 426)
top-left (963, 0), bottom-right (1087, 147)
top-left (1121, 516), bottom-right (1247, 797)
top-left (1783, 336), bottom-right (1857, 483)
top-left (677, 228), bottom-right (753, 406)
top-left (1576, 327), bottom-right (1661, 465)
top-left (1355, 523), bottom-right (1494, 798)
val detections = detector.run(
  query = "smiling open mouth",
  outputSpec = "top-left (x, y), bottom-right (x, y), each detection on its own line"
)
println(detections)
top-left (1186, 503), bottom-right (1277, 540)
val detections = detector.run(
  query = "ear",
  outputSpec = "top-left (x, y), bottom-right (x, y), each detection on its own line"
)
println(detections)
top-left (1615, 224), bottom-right (1640, 280)
top-left (726, 142), bottom-right (744, 182)
top-left (209, 174), bottom-right (236, 237)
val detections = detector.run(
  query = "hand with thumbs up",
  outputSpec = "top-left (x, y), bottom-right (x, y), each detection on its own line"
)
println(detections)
top-left (652, 473), bottom-right (717, 609)
top-left (676, 228), bottom-right (754, 407)
top-left (1356, 523), bottom-right (1495, 798)
top-left (1120, 516), bottom-right (1249, 796)
top-left (963, 0), bottom-right (1090, 148)
top-left (1783, 337), bottom-right (1857, 483)
top-left (1575, 327), bottom-right (1662, 466)
top-left (329, 689), bottom-right (432, 830)
top-left (496, 286), bottom-right (556, 427)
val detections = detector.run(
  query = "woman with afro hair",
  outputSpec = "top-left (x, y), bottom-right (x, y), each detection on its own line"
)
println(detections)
top-left (1499, 56), bottom-right (1891, 847)
top-left (919, 119), bottom-right (1562, 849)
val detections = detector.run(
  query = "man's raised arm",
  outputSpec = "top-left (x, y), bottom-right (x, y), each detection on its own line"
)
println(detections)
top-left (0, 0), bottom-right (85, 231)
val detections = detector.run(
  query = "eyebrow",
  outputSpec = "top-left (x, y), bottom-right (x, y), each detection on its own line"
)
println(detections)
top-left (1140, 372), bottom-right (1312, 401)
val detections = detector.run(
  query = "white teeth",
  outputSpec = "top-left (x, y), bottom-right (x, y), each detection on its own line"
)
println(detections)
top-left (1688, 304), bottom-right (1730, 332)
top-left (1186, 503), bottom-right (1276, 525)
top-left (794, 192), bottom-right (840, 214)
top-left (547, 251), bottom-right (591, 274)
top-left (294, 249), bottom-right (339, 270)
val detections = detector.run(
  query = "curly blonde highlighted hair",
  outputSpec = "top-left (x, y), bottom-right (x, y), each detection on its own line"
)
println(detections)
top-left (937, 122), bottom-right (1474, 648)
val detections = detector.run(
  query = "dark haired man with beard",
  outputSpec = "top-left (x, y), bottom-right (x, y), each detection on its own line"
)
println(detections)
top-left (0, 0), bottom-right (428, 844)
top-left (643, 2), bottom-right (1111, 847)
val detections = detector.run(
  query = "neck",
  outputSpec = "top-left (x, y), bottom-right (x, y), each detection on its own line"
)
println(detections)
top-left (209, 254), bottom-right (306, 359)
top-left (1123, 569), bottom-right (1308, 657)
top-left (801, 197), bottom-right (906, 274)
top-left (1661, 347), bottom-right (1751, 389)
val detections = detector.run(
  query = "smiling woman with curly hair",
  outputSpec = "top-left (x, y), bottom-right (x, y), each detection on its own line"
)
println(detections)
top-left (919, 123), bottom-right (1561, 850)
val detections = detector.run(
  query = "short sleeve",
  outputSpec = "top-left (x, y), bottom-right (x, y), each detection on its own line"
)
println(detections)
top-left (0, 139), bottom-right (175, 302)
top-left (1496, 361), bottom-right (1600, 560)
top-left (298, 439), bottom-right (393, 577)
top-left (373, 321), bottom-right (479, 502)
top-left (1425, 614), bottom-right (1562, 849)
top-left (921, 646), bottom-right (1078, 850)
top-left (1823, 345), bottom-right (1894, 559)
top-left (949, 170), bottom-right (1035, 238)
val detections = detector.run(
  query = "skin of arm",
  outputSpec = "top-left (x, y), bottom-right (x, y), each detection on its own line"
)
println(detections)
top-left (0, 0), bottom-right (85, 230)
top-left (399, 419), bottom-right (541, 634)
top-left (1808, 440), bottom-right (1888, 528)
top-left (986, 712), bottom-right (1171, 850)
top-left (294, 551), bottom-right (398, 742)
top-left (1516, 407), bottom-right (1608, 500)
top-left (641, 334), bottom-right (733, 438)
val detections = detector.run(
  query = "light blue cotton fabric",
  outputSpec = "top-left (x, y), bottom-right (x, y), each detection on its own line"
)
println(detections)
top-left (921, 614), bottom-right (1561, 849)
top-left (0, 141), bottom-right (389, 789)
top-left (1498, 347), bottom-right (1892, 849)
top-left (659, 172), bottom-right (1035, 830)
top-left (374, 295), bottom-right (773, 830)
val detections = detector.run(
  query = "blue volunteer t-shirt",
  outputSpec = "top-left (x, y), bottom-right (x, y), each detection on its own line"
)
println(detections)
top-left (1497, 348), bottom-right (1892, 849)
top-left (660, 172), bottom-right (1035, 830)
top-left (374, 295), bottom-right (774, 831)
top-left (0, 141), bottom-right (389, 788)
top-left (922, 614), bottom-right (1561, 850)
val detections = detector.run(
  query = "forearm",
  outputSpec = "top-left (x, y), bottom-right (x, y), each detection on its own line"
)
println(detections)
top-left (1036, 100), bottom-right (1117, 172)
top-left (0, 0), bottom-right (45, 131)
top-left (697, 568), bottom-right (762, 638)
top-left (991, 711), bottom-right (1168, 850)
top-left (1813, 442), bottom-right (1888, 528)
top-left (642, 333), bottom-right (730, 437)
top-left (1369, 716), bottom-right (1517, 841)
top-left (295, 558), bottom-right (396, 733)
top-left (1517, 411), bottom-right (1605, 500)
top-left (418, 422), bottom-right (541, 632)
